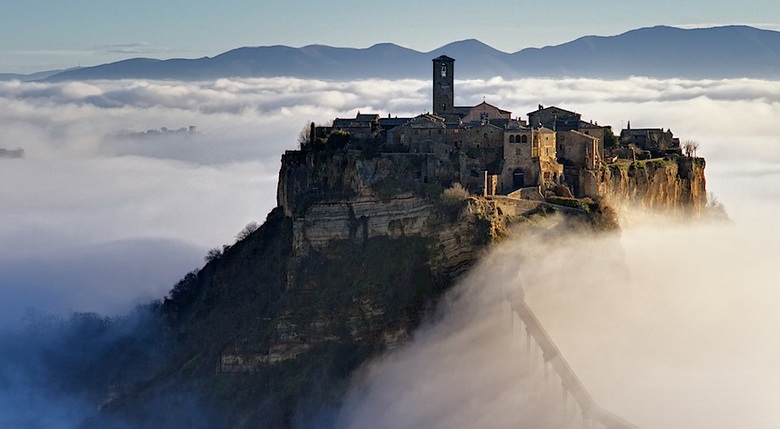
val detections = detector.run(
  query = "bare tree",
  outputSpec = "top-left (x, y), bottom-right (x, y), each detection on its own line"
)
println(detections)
top-left (204, 247), bottom-right (223, 262)
top-left (683, 140), bottom-right (700, 158)
top-left (297, 121), bottom-right (314, 149)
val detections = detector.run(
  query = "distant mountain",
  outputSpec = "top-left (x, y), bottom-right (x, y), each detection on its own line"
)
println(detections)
top-left (0, 67), bottom-right (81, 82)
top-left (41, 26), bottom-right (780, 81)
top-left (515, 25), bottom-right (780, 79)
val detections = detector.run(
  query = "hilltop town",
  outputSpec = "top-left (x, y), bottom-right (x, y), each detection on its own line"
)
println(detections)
top-left (283, 55), bottom-right (705, 220)
top-left (85, 56), bottom-right (710, 428)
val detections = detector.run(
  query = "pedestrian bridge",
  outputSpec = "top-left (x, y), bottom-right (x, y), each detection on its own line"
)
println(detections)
top-left (507, 294), bottom-right (640, 429)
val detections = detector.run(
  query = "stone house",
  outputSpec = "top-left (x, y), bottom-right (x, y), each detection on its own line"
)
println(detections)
top-left (501, 127), bottom-right (562, 194)
top-left (577, 121), bottom-right (609, 162)
top-left (620, 125), bottom-right (681, 157)
top-left (332, 113), bottom-right (381, 140)
top-left (557, 130), bottom-right (599, 170)
top-left (556, 130), bottom-right (600, 197)
top-left (528, 105), bottom-right (581, 131)
top-left (460, 101), bottom-right (512, 125)
top-left (386, 114), bottom-right (447, 151)
top-left (460, 121), bottom-right (505, 150)
top-left (528, 106), bottom-right (609, 161)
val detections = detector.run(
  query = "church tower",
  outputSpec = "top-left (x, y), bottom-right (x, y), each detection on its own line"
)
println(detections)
top-left (432, 55), bottom-right (455, 116)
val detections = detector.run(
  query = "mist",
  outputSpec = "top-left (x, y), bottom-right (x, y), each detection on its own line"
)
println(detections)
top-left (1, 74), bottom-right (780, 427)
top-left (332, 209), bottom-right (780, 429)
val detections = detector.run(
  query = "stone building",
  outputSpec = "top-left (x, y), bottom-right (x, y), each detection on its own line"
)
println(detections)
top-left (556, 130), bottom-right (600, 197)
top-left (501, 127), bottom-right (562, 195)
top-left (386, 114), bottom-right (447, 151)
top-left (332, 113), bottom-right (381, 140)
top-left (461, 101), bottom-right (512, 126)
top-left (557, 130), bottom-right (599, 170)
top-left (528, 105), bottom-right (581, 131)
top-left (620, 124), bottom-right (681, 158)
top-left (577, 121), bottom-right (609, 162)
top-left (460, 121), bottom-right (505, 150)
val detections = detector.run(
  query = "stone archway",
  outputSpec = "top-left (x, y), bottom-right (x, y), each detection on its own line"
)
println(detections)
top-left (513, 169), bottom-right (525, 189)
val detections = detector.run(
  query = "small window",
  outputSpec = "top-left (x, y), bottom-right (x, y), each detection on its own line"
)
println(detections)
top-left (509, 135), bottom-right (516, 143)
top-left (521, 135), bottom-right (528, 143)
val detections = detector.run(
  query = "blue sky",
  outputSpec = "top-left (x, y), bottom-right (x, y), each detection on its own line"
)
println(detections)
top-left (2, 0), bottom-right (779, 74)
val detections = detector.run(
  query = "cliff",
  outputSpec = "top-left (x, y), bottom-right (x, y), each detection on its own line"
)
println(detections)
top-left (592, 157), bottom-right (707, 215)
top-left (93, 144), bottom-right (701, 428)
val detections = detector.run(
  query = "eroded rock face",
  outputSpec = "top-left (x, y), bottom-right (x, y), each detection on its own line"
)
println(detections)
top-left (597, 157), bottom-right (707, 215)
top-left (253, 149), bottom-right (705, 377)
top-left (292, 193), bottom-right (434, 252)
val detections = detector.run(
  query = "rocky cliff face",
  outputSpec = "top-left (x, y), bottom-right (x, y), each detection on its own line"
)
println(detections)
top-left (576, 156), bottom-right (707, 215)
top-left (277, 150), bottom-right (436, 218)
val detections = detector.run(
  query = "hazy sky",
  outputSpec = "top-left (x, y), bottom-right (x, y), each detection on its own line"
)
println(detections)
top-left (2, 0), bottom-right (780, 73)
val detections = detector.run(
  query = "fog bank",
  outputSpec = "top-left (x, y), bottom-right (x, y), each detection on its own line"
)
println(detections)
top-left (2, 75), bottom-right (780, 427)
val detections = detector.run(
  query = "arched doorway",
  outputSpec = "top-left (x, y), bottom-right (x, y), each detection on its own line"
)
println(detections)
top-left (513, 169), bottom-right (525, 189)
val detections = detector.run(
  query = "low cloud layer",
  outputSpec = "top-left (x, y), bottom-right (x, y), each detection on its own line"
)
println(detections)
top-left (1, 75), bottom-right (780, 427)
top-left (333, 212), bottom-right (780, 429)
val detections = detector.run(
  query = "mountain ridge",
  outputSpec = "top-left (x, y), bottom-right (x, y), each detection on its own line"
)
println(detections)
top-left (5, 25), bottom-right (780, 81)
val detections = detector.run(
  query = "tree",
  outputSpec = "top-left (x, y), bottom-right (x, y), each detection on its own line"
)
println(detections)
top-left (683, 139), bottom-right (700, 157)
top-left (204, 247), bottom-right (223, 262)
top-left (235, 221), bottom-right (259, 242)
top-left (327, 130), bottom-right (350, 149)
top-left (603, 128), bottom-right (619, 148)
top-left (297, 121), bottom-right (314, 149)
top-left (204, 244), bottom-right (231, 263)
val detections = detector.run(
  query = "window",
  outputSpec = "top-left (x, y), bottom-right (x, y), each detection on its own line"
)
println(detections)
top-left (532, 141), bottom-right (539, 158)
top-left (521, 135), bottom-right (528, 143)
top-left (509, 135), bottom-right (516, 143)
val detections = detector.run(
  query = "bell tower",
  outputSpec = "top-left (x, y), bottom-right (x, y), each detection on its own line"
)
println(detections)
top-left (432, 55), bottom-right (454, 116)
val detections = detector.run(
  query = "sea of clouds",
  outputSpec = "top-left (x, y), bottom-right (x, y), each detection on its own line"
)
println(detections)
top-left (1, 75), bottom-right (780, 428)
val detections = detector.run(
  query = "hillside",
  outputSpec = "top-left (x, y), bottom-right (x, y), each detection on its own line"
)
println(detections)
top-left (78, 121), bottom-right (707, 426)
top-left (35, 25), bottom-right (780, 81)
top-left (94, 182), bottom-right (618, 428)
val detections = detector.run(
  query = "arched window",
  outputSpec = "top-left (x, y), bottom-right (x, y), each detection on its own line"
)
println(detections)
top-left (520, 135), bottom-right (528, 143)
top-left (509, 135), bottom-right (516, 143)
